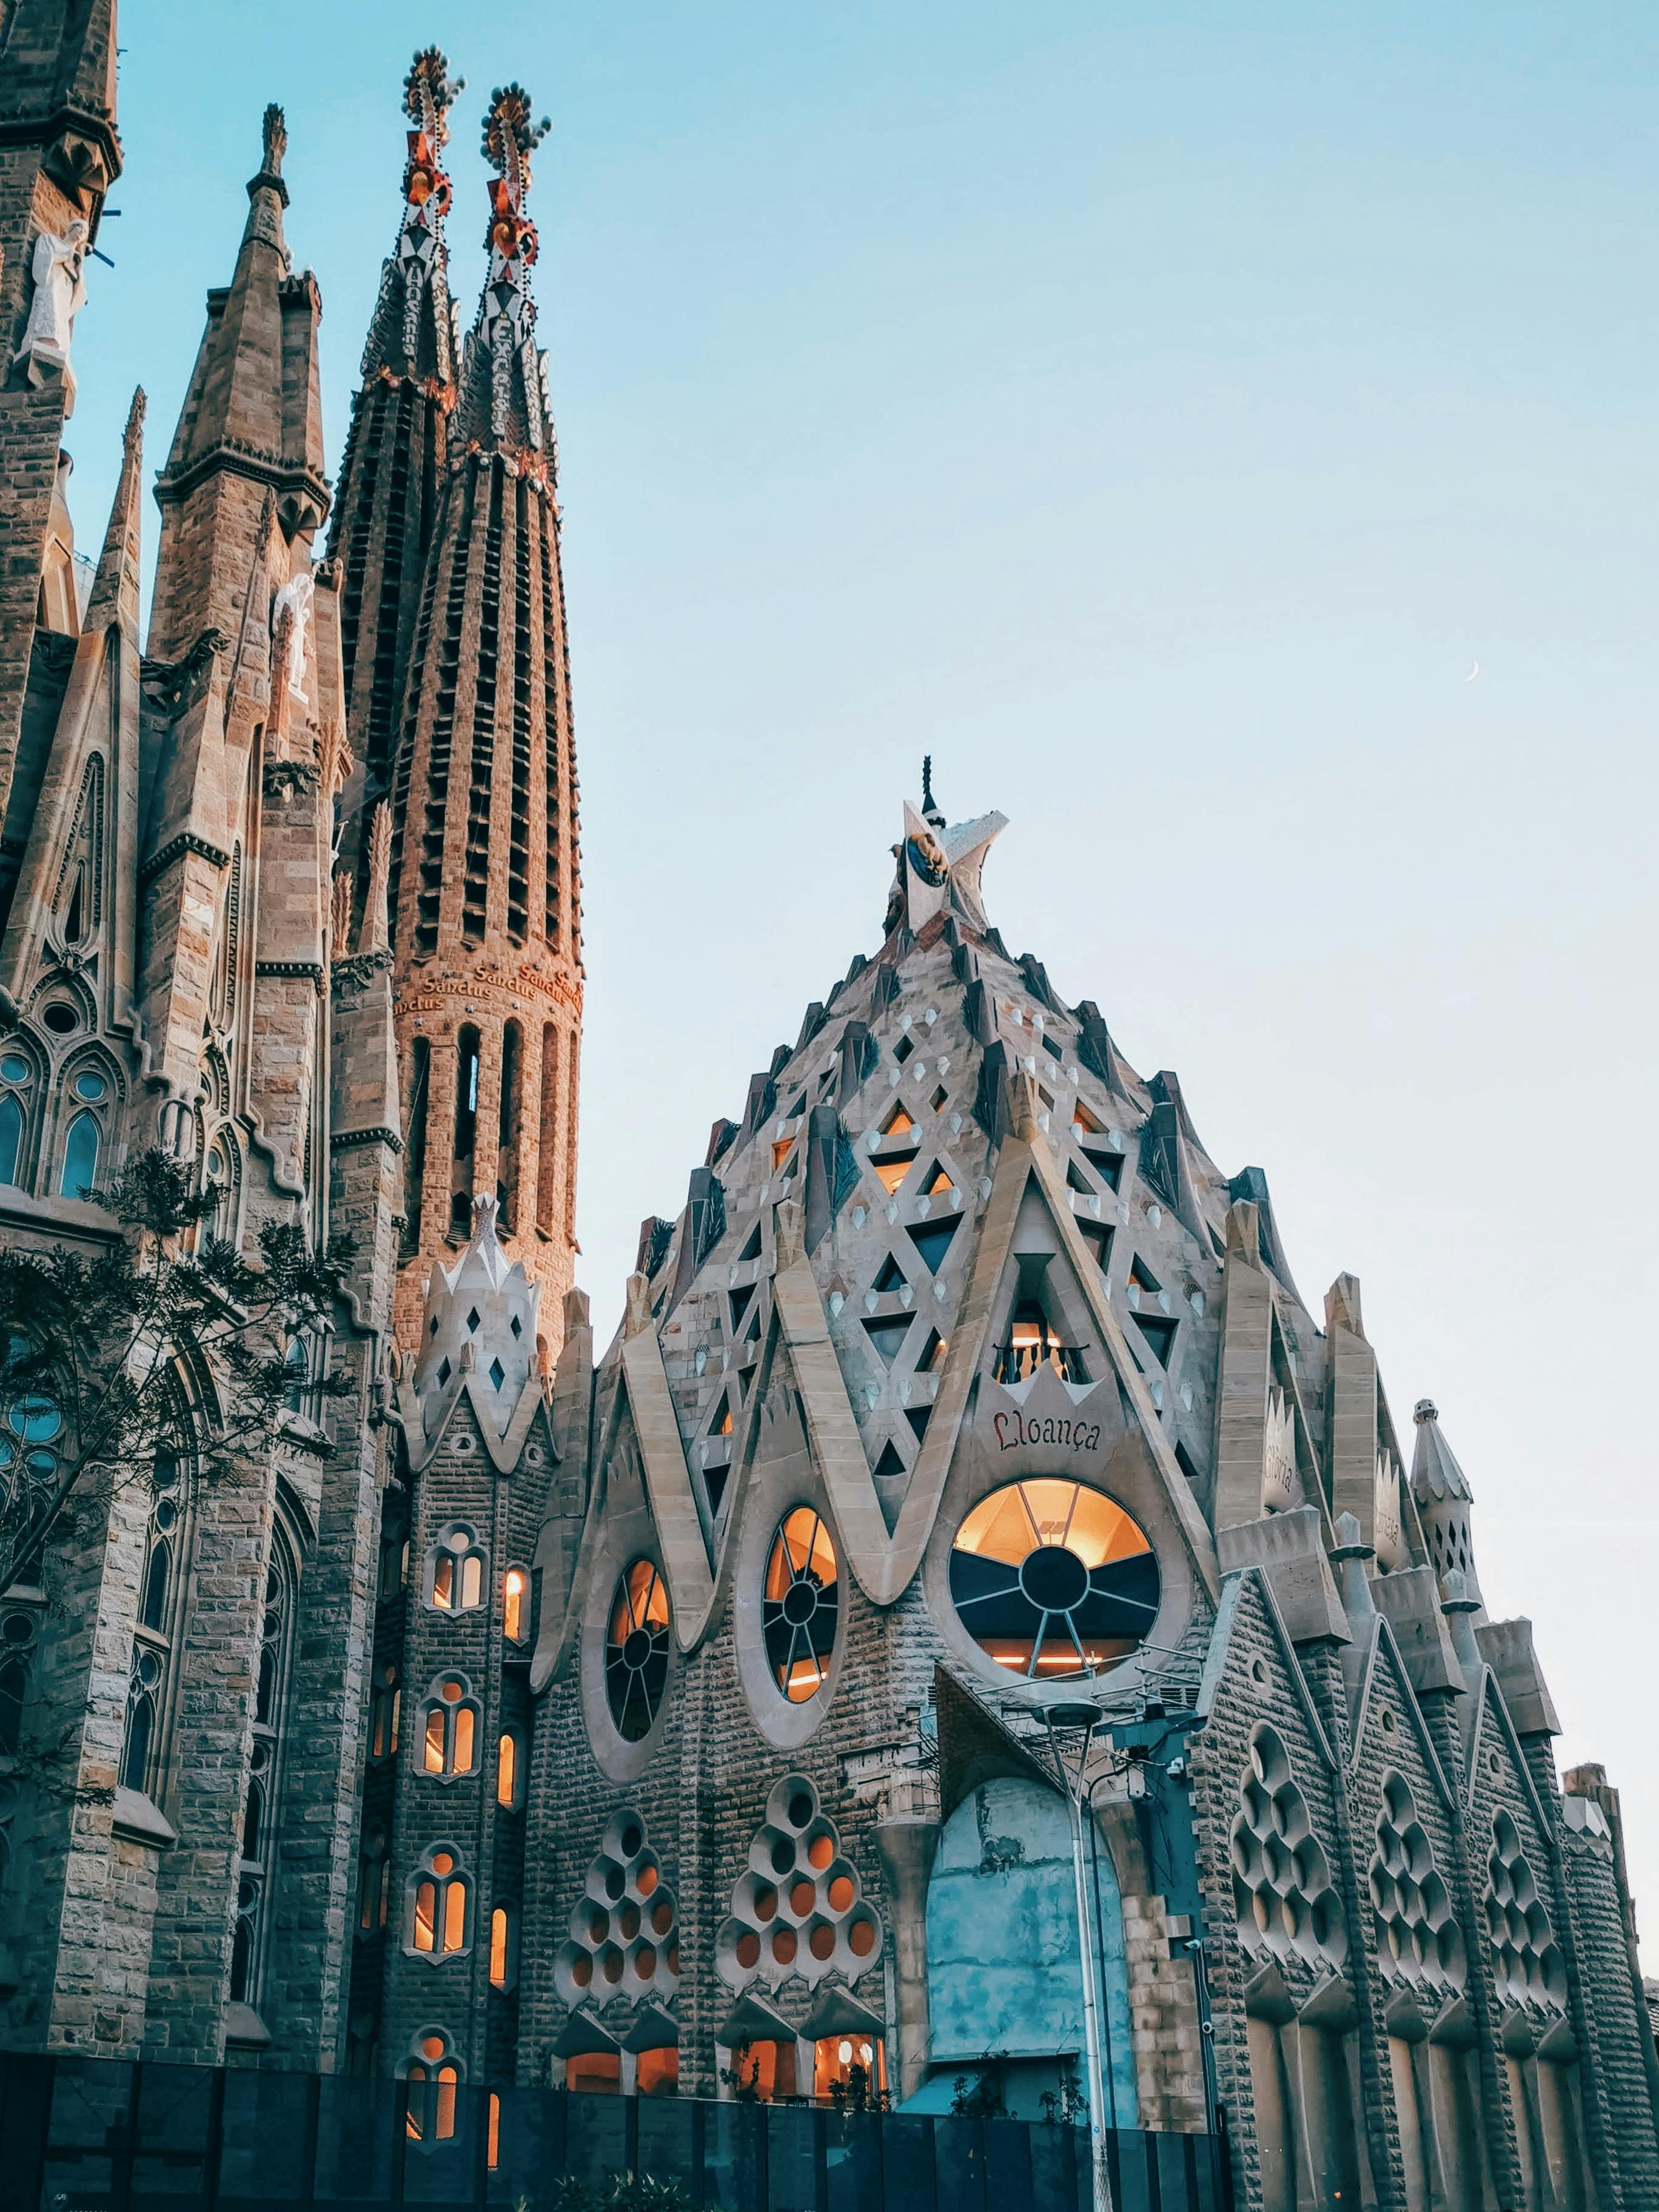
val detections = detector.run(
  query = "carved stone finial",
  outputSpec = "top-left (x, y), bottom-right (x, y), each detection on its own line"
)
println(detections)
top-left (263, 102), bottom-right (287, 178)
top-left (330, 869), bottom-right (352, 952)
top-left (404, 46), bottom-right (464, 142)
top-left (1413, 1397), bottom-right (1438, 1425)
top-left (361, 802), bottom-right (392, 956)
top-left (469, 1191), bottom-right (500, 1253)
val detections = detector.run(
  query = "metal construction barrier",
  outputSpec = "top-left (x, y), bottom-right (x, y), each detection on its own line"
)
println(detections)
top-left (0, 2053), bottom-right (1232, 2212)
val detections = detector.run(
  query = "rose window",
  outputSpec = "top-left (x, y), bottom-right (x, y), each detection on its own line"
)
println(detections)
top-left (605, 1560), bottom-right (670, 1741)
top-left (763, 1507), bottom-right (840, 1701)
top-left (948, 1477), bottom-right (1158, 1676)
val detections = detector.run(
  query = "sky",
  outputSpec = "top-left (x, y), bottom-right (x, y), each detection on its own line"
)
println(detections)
top-left (65, 5), bottom-right (1659, 1939)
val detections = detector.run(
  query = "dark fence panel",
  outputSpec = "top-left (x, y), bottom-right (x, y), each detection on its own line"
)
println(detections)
top-left (0, 2053), bottom-right (1230, 2212)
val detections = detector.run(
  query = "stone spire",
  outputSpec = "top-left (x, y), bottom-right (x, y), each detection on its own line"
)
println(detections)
top-left (0, 0), bottom-right (124, 884)
top-left (149, 103), bottom-right (329, 664)
top-left (330, 48), bottom-right (465, 924)
top-left (82, 387), bottom-right (146, 635)
top-left (880, 769), bottom-right (1007, 941)
top-left (384, 80), bottom-right (582, 1344)
top-left (1410, 1397), bottom-right (1483, 1611)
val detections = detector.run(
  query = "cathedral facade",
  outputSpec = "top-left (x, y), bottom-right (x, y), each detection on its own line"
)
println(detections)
top-left (0, 7), bottom-right (1654, 2208)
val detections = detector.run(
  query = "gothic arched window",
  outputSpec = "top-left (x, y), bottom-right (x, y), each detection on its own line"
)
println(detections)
top-left (404, 2028), bottom-right (463, 2142)
top-left (502, 1565), bottom-right (530, 1645)
top-left (419, 1674), bottom-right (481, 1779)
top-left (495, 1728), bottom-right (524, 1811)
top-left (231, 1533), bottom-right (298, 2010)
top-left (427, 1523), bottom-right (485, 1612)
top-left (369, 1662), bottom-right (401, 1760)
top-left (410, 1845), bottom-right (471, 1957)
top-left (0, 1091), bottom-right (24, 1188)
top-left (58, 1108), bottom-right (99, 1198)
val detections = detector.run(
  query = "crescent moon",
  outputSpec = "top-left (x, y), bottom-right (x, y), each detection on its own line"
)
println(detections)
top-left (1464, 662), bottom-right (1480, 682)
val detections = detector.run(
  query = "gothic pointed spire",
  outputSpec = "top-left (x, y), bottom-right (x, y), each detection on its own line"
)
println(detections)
top-left (453, 84), bottom-right (554, 461)
top-left (151, 104), bottom-right (327, 656)
top-left (358, 46), bottom-right (464, 389)
top-left (82, 387), bottom-right (144, 633)
top-left (1410, 1396), bottom-right (1484, 1609)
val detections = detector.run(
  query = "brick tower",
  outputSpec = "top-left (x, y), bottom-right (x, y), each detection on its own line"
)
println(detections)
top-left (329, 47), bottom-right (463, 920)
top-left (381, 83), bottom-right (583, 1347)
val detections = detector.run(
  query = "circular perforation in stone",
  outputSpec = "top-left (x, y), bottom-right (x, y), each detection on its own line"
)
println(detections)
top-left (1368, 1770), bottom-right (1464, 1993)
top-left (1484, 1809), bottom-right (1565, 2011)
top-left (1229, 1723), bottom-right (1347, 1968)
top-left (554, 1808), bottom-right (680, 2006)
top-left (716, 1774), bottom-right (883, 1991)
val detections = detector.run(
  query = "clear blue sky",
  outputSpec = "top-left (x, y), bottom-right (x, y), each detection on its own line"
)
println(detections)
top-left (69, 4), bottom-right (1659, 1927)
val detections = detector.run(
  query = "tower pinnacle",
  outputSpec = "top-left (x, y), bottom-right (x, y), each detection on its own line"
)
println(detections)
top-left (454, 84), bottom-right (554, 458)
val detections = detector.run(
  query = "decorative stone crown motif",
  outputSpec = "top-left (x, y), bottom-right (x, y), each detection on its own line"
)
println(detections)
top-left (412, 1194), bottom-right (541, 1437)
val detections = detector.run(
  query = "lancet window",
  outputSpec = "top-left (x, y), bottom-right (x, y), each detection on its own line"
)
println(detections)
top-left (410, 1844), bottom-right (472, 1956)
top-left (427, 1523), bottom-right (486, 1612)
top-left (419, 1673), bottom-right (481, 1779)
top-left (231, 1532), bottom-right (298, 2010)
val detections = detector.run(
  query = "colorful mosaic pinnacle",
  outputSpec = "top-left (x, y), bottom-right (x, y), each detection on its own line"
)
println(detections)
top-left (0, 18), bottom-right (1651, 2212)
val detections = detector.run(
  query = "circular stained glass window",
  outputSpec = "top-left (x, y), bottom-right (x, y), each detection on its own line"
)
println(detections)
top-left (74, 1072), bottom-right (107, 1102)
top-left (41, 1004), bottom-right (76, 1036)
top-left (7, 1395), bottom-right (60, 1443)
top-left (605, 1560), bottom-right (671, 1741)
top-left (0, 1056), bottom-right (28, 1083)
top-left (763, 1507), bottom-right (839, 1701)
top-left (949, 1478), bottom-right (1159, 1678)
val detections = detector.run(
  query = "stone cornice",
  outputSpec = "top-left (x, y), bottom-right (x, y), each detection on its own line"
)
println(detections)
top-left (139, 831), bottom-right (230, 886)
top-left (329, 1125), bottom-right (403, 1156)
top-left (153, 438), bottom-right (331, 515)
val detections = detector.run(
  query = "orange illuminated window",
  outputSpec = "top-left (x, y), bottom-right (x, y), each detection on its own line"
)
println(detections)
top-left (503, 1566), bottom-right (529, 1644)
top-left (772, 1138), bottom-right (794, 1171)
top-left (429, 1525), bottom-right (484, 1611)
top-left (496, 1728), bottom-right (521, 1809)
top-left (487, 2093), bottom-right (500, 2170)
top-left (418, 1675), bottom-right (480, 1778)
top-left (873, 1156), bottom-right (911, 1196)
top-left (606, 1561), bottom-right (671, 1741)
top-left (411, 1848), bottom-right (470, 1955)
top-left (950, 1478), bottom-right (1158, 1678)
top-left (728, 2039), bottom-right (796, 2101)
top-left (489, 1903), bottom-right (515, 1989)
top-left (637, 2046), bottom-right (679, 2097)
top-left (879, 1104), bottom-right (915, 1140)
top-left (814, 2034), bottom-right (885, 2103)
top-left (566, 2051), bottom-right (622, 2094)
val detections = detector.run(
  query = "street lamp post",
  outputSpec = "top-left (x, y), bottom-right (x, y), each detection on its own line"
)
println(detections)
top-left (1044, 1700), bottom-right (1116, 2212)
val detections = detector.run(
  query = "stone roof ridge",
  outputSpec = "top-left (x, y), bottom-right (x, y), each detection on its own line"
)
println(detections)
top-left (1409, 1397), bottom-right (1473, 1505)
top-left (359, 47), bottom-right (464, 389)
top-left (452, 82), bottom-right (554, 466)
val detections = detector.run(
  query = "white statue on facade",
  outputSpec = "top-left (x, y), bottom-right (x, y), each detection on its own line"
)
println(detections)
top-left (18, 220), bottom-right (90, 409)
top-left (272, 569), bottom-right (315, 702)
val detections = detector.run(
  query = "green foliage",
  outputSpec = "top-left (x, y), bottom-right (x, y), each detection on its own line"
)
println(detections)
top-left (950, 2060), bottom-right (1011, 2120)
top-left (551, 2173), bottom-right (703, 2212)
top-left (0, 1146), bottom-right (354, 1591)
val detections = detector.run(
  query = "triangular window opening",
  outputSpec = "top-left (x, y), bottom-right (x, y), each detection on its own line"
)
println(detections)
top-left (704, 1465), bottom-right (729, 1519)
top-left (920, 1162), bottom-right (956, 1199)
top-left (907, 1219), bottom-right (957, 1275)
top-left (1072, 1099), bottom-right (1105, 1136)
top-left (771, 1138), bottom-right (794, 1172)
top-left (872, 1440), bottom-right (907, 1480)
top-left (862, 1316), bottom-right (912, 1369)
top-left (893, 1036), bottom-right (916, 1065)
top-left (873, 1156), bottom-right (912, 1197)
top-left (782, 1091), bottom-right (805, 1122)
top-left (1174, 1440), bottom-right (1203, 1492)
top-left (905, 1406), bottom-right (932, 1444)
top-left (1082, 1145), bottom-right (1124, 1191)
top-left (1065, 1158), bottom-right (1093, 1196)
top-left (1128, 1257), bottom-right (1161, 1295)
top-left (1078, 1222), bottom-right (1113, 1278)
top-left (709, 1399), bottom-right (734, 1438)
top-left (916, 1328), bottom-right (947, 1373)
top-left (738, 1223), bottom-right (762, 1262)
top-left (1041, 1033), bottom-right (1064, 1062)
top-left (1133, 1313), bottom-right (1178, 1368)
top-left (742, 1304), bottom-right (762, 1344)
top-left (729, 1283), bottom-right (756, 1332)
top-left (1037, 1086), bottom-right (1055, 1111)
top-left (871, 1253), bottom-right (908, 1295)
top-left (879, 1103), bottom-right (916, 1141)
top-left (930, 1086), bottom-right (948, 1113)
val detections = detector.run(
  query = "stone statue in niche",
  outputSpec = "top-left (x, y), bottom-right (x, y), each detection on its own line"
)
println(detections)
top-left (18, 220), bottom-right (90, 409)
top-left (272, 570), bottom-right (314, 701)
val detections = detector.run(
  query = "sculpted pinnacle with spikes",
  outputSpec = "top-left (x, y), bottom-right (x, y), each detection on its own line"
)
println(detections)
top-left (477, 83), bottom-right (553, 452)
top-left (390, 47), bottom-right (463, 374)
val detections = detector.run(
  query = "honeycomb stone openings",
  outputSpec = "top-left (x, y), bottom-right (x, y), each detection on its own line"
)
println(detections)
top-left (1368, 1771), bottom-right (1465, 1994)
top-left (716, 1775), bottom-right (883, 1991)
top-left (1229, 1723), bottom-right (1347, 1966)
top-left (554, 1810), bottom-right (680, 2008)
top-left (1484, 1809), bottom-right (1566, 2011)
